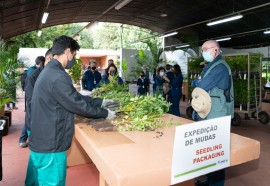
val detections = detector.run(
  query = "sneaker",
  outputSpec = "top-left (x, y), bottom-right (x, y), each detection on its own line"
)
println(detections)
top-left (19, 142), bottom-right (28, 148)
top-left (7, 107), bottom-right (12, 110)
top-left (13, 106), bottom-right (18, 110)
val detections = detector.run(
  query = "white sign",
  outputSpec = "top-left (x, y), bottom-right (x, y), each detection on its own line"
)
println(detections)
top-left (171, 116), bottom-right (231, 185)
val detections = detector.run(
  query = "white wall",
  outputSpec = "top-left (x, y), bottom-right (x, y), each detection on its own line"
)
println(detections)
top-left (121, 48), bottom-right (138, 81)
top-left (18, 48), bottom-right (49, 67)
top-left (163, 50), bottom-right (192, 77)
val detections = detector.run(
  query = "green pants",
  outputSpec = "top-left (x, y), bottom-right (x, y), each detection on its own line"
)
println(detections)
top-left (25, 151), bottom-right (67, 186)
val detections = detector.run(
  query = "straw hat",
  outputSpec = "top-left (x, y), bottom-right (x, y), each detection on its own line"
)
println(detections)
top-left (191, 87), bottom-right (211, 119)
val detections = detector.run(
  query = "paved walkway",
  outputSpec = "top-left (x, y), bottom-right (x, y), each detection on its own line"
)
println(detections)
top-left (0, 92), bottom-right (98, 186)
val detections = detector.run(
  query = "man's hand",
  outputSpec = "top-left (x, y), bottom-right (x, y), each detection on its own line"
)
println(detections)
top-left (102, 99), bottom-right (120, 111)
top-left (106, 109), bottom-right (116, 120)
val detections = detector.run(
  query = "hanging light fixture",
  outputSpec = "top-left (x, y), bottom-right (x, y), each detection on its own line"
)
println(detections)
top-left (207, 14), bottom-right (243, 26)
top-left (37, 30), bottom-right (42, 37)
top-left (264, 30), bottom-right (270, 34)
top-left (215, 37), bottom-right (231, 42)
top-left (115, 0), bottom-right (133, 10)
top-left (160, 32), bottom-right (178, 38)
top-left (41, 12), bottom-right (49, 24)
top-left (176, 44), bottom-right (190, 48)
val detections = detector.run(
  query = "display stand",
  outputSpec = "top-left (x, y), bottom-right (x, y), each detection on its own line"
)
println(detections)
top-left (67, 114), bottom-right (260, 186)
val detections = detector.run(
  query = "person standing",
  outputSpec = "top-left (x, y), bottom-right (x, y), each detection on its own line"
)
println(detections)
top-left (155, 67), bottom-right (166, 96)
top-left (25, 35), bottom-right (117, 186)
top-left (163, 64), bottom-right (183, 117)
top-left (137, 71), bottom-right (149, 96)
top-left (82, 62), bottom-right (101, 91)
top-left (100, 63), bottom-right (124, 85)
top-left (192, 40), bottom-right (234, 186)
top-left (20, 68), bottom-right (28, 91)
top-left (24, 50), bottom-right (52, 134)
top-left (142, 65), bottom-right (150, 93)
top-left (164, 64), bottom-right (174, 107)
top-left (27, 56), bottom-right (43, 75)
top-left (19, 56), bottom-right (45, 147)
top-left (101, 59), bottom-right (114, 78)
top-left (152, 68), bottom-right (157, 95)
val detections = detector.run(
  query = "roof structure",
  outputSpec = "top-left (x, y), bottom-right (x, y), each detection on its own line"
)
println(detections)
top-left (1, 0), bottom-right (270, 48)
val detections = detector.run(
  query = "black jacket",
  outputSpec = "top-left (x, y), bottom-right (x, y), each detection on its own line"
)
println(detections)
top-left (29, 59), bottom-right (108, 153)
top-left (20, 70), bottom-right (28, 91)
top-left (24, 66), bottom-right (43, 131)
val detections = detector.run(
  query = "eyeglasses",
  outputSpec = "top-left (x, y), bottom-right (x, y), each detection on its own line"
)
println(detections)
top-left (201, 47), bottom-right (216, 53)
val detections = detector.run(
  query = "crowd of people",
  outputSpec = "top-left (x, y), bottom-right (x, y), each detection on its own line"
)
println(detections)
top-left (137, 64), bottom-right (183, 117)
top-left (13, 35), bottom-right (233, 186)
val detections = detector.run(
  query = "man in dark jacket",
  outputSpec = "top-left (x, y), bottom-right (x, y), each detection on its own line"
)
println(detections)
top-left (137, 71), bottom-right (149, 96)
top-left (27, 56), bottom-right (43, 75)
top-left (82, 61), bottom-right (101, 91)
top-left (25, 35), bottom-right (116, 186)
top-left (19, 56), bottom-right (46, 148)
top-left (24, 49), bottom-right (52, 132)
top-left (20, 68), bottom-right (28, 91)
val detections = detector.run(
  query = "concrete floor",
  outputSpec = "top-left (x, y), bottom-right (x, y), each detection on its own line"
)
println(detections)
top-left (0, 93), bottom-right (269, 186)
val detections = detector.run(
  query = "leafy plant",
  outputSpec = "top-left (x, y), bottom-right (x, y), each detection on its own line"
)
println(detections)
top-left (69, 59), bottom-right (82, 84)
top-left (0, 41), bottom-right (22, 110)
top-left (122, 58), bottom-right (127, 73)
top-left (92, 78), bottom-right (177, 131)
top-left (130, 40), bottom-right (163, 79)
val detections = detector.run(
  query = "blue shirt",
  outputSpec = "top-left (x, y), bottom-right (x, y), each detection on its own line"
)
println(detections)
top-left (198, 55), bottom-right (229, 91)
top-left (170, 73), bottom-right (183, 96)
top-left (27, 66), bottom-right (37, 75)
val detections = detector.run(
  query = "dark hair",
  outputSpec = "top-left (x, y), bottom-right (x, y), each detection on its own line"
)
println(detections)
top-left (52, 35), bottom-right (80, 55)
top-left (173, 64), bottom-right (181, 75)
top-left (165, 64), bottom-right (172, 70)
top-left (35, 56), bottom-right (45, 66)
top-left (45, 48), bottom-right (52, 57)
top-left (140, 71), bottom-right (145, 75)
top-left (108, 59), bottom-right (114, 63)
top-left (157, 67), bottom-right (165, 73)
top-left (106, 63), bottom-right (118, 76)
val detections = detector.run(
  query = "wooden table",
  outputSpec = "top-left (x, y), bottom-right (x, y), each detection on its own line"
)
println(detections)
top-left (67, 114), bottom-right (260, 186)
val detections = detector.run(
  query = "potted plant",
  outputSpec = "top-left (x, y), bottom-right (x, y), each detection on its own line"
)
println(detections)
top-left (0, 44), bottom-right (20, 116)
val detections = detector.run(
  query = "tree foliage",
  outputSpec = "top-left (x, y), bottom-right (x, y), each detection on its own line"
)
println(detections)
top-left (130, 40), bottom-right (163, 79)
top-left (7, 22), bottom-right (159, 50)
top-left (0, 40), bottom-right (22, 107)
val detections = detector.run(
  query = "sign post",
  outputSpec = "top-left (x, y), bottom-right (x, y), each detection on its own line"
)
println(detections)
top-left (171, 116), bottom-right (231, 185)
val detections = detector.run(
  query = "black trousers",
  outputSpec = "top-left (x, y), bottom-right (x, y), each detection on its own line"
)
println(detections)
top-left (207, 169), bottom-right (225, 186)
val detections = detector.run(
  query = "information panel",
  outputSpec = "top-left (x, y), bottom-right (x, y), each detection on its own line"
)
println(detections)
top-left (171, 116), bottom-right (231, 185)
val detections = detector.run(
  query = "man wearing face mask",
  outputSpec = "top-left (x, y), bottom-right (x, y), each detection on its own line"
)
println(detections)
top-left (25, 35), bottom-right (117, 186)
top-left (137, 71), bottom-right (149, 96)
top-left (82, 61), bottom-right (101, 91)
top-left (193, 40), bottom-right (234, 186)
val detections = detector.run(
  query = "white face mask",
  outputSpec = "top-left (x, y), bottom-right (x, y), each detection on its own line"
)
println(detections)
top-left (159, 72), bottom-right (164, 76)
top-left (202, 50), bottom-right (214, 62)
